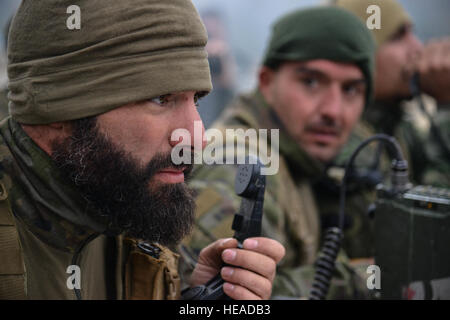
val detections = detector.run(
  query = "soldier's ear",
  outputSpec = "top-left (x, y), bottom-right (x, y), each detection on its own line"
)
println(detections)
top-left (48, 121), bottom-right (72, 137)
top-left (47, 122), bottom-right (62, 128)
top-left (47, 122), bottom-right (65, 131)
top-left (258, 66), bottom-right (275, 89)
top-left (21, 121), bottom-right (72, 156)
top-left (258, 66), bottom-right (276, 104)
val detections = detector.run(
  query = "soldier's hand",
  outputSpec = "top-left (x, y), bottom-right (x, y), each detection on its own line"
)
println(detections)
top-left (416, 38), bottom-right (450, 103)
top-left (190, 237), bottom-right (285, 300)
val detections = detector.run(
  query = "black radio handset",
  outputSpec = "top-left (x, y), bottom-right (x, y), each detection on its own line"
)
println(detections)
top-left (182, 156), bottom-right (266, 300)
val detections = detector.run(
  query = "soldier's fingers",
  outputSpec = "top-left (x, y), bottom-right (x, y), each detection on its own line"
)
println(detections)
top-left (222, 282), bottom-right (264, 300)
top-left (221, 248), bottom-right (277, 282)
top-left (242, 237), bottom-right (285, 264)
top-left (191, 238), bottom-right (240, 287)
top-left (197, 237), bottom-right (238, 268)
top-left (221, 267), bottom-right (272, 299)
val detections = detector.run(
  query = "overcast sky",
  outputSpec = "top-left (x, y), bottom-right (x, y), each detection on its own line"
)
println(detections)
top-left (1, 0), bottom-right (449, 90)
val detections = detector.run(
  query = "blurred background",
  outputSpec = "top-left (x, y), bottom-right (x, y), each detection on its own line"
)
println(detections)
top-left (1, 0), bottom-right (449, 126)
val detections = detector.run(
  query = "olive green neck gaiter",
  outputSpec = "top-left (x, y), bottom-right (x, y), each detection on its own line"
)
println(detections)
top-left (0, 117), bottom-right (105, 251)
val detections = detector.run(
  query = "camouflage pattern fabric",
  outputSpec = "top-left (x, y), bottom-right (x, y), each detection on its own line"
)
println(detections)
top-left (0, 116), bottom-right (187, 300)
top-left (0, 117), bottom-right (107, 251)
top-left (358, 98), bottom-right (433, 184)
top-left (0, 116), bottom-right (111, 299)
top-left (179, 90), bottom-right (371, 299)
top-left (0, 89), bottom-right (8, 121)
top-left (421, 106), bottom-right (450, 187)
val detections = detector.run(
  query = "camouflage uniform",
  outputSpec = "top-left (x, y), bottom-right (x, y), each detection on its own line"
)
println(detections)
top-left (361, 99), bottom-right (432, 183)
top-left (0, 88), bottom-right (8, 120)
top-left (0, 117), bottom-right (180, 299)
top-left (421, 105), bottom-right (450, 187)
top-left (180, 90), bottom-right (370, 299)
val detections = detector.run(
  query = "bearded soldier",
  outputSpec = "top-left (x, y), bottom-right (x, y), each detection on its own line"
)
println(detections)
top-left (0, 0), bottom-right (284, 300)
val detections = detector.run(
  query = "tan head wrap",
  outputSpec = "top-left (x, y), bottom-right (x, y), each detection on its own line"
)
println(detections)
top-left (7, 0), bottom-right (212, 124)
top-left (334, 0), bottom-right (411, 46)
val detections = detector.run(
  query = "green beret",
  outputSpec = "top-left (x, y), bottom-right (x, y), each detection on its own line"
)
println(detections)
top-left (7, 0), bottom-right (212, 124)
top-left (262, 6), bottom-right (376, 107)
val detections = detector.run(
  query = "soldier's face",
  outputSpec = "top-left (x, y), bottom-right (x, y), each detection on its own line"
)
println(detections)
top-left (259, 60), bottom-right (366, 163)
top-left (51, 90), bottom-right (206, 244)
top-left (374, 24), bottom-right (423, 100)
top-left (96, 91), bottom-right (206, 187)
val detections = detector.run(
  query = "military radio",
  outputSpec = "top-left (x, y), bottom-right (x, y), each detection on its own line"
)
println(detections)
top-left (374, 183), bottom-right (450, 299)
top-left (310, 133), bottom-right (450, 300)
top-left (372, 73), bottom-right (450, 299)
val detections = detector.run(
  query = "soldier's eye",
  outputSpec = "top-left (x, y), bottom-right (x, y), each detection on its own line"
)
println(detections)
top-left (194, 93), bottom-right (201, 107)
top-left (149, 94), bottom-right (171, 106)
top-left (194, 92), bottom-right (207, 108)
top-left (301, 77), bottom-right (319, 89)
top-left (342, 83), bottom-right (364, 98)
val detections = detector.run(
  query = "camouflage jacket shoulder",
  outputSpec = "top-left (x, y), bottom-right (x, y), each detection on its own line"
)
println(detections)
top-left (421, 106), bottom-right (450, 187)
top-left (0, 117), bottom-right (181, 300)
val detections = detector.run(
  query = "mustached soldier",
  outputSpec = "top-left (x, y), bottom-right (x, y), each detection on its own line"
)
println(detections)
top-left (179, 7), bottom-right (376, 299)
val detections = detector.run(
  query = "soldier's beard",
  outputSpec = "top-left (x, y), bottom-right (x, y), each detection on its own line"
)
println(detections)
top-left (50, 116), bottom-right (195, 246)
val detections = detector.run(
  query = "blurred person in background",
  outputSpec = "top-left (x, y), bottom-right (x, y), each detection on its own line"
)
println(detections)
top-left (334, 0), bottom-right (449, 184)
top-left (0, 0), bottom-right (20, 119)
top-left (0, 17), bottom-right (12, 119)
top-left (313, 0), bottom-right (450, 263)
top-left (197, 10), bottom-right (237, 129)
top-left (417, 39), bottom-right (450, 187)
